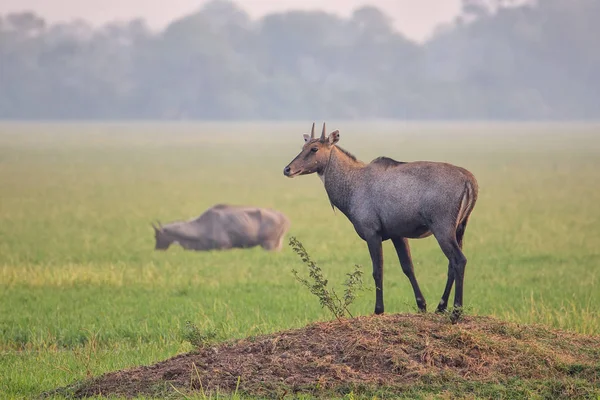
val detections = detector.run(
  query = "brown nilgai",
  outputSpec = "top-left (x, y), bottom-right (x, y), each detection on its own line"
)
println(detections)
top-left (284, 123), bottom-right (478, 323)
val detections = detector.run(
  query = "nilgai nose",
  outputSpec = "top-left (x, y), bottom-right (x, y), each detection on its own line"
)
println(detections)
top-left (284, 123), bottom-right (478, 323)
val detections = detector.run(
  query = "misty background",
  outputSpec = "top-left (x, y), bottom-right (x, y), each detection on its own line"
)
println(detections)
top-left (0, 0), bottom-right (598, 120)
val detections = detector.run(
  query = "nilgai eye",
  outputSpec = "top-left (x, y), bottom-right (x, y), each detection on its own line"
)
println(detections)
top-left (311, 147), bottom-right (319, 152)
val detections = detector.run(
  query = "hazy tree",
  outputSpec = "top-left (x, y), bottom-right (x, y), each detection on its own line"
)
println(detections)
top-left (0, 0), bottom-right (598, 120)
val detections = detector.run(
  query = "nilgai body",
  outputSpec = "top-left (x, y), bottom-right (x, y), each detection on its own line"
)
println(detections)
top-left (284, 123), bottom-right (478, 322)
top-left (152, 204), bottom-right (290, 252)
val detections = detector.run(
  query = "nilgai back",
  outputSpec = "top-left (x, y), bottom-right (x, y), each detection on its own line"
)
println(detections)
top-left (284, 123), bottom-right (478, 322)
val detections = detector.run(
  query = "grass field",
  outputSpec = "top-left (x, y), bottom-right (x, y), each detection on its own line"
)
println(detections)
top-left (0, 122), bottom-right (599, 399)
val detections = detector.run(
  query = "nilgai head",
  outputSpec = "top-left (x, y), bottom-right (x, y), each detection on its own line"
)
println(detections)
top-left (151, 221), bottom-right (171, 250)
top-left (283, 122), bottom-right (339, 178)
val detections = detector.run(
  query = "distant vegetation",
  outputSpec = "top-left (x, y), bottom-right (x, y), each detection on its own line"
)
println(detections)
top-left (1, 0), bottom-right (599, 120)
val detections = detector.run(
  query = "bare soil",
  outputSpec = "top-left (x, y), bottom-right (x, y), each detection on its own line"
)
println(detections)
top-left (58, 314), bottom-right (600, 399)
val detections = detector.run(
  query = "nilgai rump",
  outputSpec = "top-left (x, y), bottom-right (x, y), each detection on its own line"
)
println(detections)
top-left (284, 123), bottom-right (478, 322)
top-left (152, 204), bottom-right (290, 252)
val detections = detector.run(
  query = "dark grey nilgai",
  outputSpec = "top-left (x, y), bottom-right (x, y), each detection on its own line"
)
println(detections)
top-left (152, 204), bottom-right (290, 252)
top-left (283, 123), bottom-right (478, 322)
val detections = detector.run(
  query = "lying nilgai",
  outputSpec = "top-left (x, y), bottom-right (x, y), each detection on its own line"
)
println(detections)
top-left (284, 123), bottom-right (478, 322)
top-left (152, 204), bottom-right (290, 252)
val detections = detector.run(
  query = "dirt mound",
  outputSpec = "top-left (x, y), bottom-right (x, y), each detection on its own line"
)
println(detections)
top-left (61, 314), bottom-right (599, 399)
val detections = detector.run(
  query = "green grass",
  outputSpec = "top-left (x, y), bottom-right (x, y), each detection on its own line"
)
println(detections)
top-left (0, 121), bottom-right (599, 399)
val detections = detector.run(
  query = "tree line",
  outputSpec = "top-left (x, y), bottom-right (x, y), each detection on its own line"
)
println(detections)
top-left (0, 0), bottom-right (598, 120)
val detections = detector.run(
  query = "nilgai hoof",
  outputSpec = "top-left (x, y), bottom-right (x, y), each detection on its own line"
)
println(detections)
top-left (435, 300), bottom-right (447, 314)
top-left (450, 309), bottom-right (463, 324)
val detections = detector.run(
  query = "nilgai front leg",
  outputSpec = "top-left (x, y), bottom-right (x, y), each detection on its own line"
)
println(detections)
top-left (366, 235), bottom-right (385, 315)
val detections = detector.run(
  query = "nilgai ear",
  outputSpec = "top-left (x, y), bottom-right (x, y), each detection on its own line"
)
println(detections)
top-left (303, 134), bottom-right (310, 142)
top-left (328, 130), bottom-right (340, 145)
top-left (151, 222), bottom-right (159, 232)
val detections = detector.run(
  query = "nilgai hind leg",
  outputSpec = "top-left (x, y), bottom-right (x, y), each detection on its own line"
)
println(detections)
top-left (432, 219), bottom-right (468, 323)
top-left (391, 237), bottom-right (427, 312)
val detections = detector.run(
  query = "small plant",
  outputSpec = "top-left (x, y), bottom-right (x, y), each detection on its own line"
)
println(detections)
top-left (53, 328), bottom-right (100, 379)
top-left (181, 321), bottom-right (217, 348)
top-left (289, 236), bottom-right (364, 321)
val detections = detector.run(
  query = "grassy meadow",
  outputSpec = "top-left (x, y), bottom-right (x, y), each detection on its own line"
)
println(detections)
top-left (0, 121), bottom-right (599, 399)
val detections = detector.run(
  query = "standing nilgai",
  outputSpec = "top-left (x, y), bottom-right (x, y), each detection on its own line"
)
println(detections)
top-left (284, 123), bottom-right (478, 323)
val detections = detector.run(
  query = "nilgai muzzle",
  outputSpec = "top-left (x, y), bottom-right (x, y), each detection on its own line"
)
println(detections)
top-left (283, 123), bottom-right (478, 323)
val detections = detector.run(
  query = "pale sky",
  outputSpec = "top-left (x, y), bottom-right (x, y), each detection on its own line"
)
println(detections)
top-left (0, 0), bottom-right (463, 42)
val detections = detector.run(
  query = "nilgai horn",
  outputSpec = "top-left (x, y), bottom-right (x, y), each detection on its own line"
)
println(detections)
top-left (283, 123), bottom-right (478, 323)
